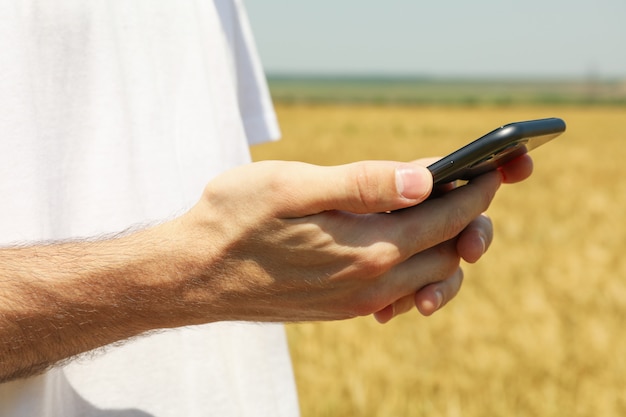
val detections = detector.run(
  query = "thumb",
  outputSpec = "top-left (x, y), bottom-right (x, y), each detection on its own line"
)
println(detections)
top-left (281, 161), bottom-right (433, 216)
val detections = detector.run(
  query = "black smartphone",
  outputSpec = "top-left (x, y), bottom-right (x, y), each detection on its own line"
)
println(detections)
top-left (427, 117), bottom-right (566, 186)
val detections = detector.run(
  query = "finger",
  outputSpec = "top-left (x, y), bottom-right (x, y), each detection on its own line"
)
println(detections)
top-left (376, 253), bottom-right (466, 323)
top-left (414, 267), bottom-right (464, 316)
top-left (269, 160), bottom-right (434, 216)
top-left (373, 294), bottom-right (415, 324)
top-left (373, 304), bottom-right (394, 324)
top-left (456, 214), bottom-right (493, 264)
top-left (370, 239), bottom-right (461, 312)
top-left (391, 170), bottom-right (502, 258)
top-left (498, 154), bottom-right (533, 184)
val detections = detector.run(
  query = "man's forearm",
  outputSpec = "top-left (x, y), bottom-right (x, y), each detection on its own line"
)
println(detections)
top-left (0, 223), bottom-right (196, 383)
top-left (0, 159), bottom-right (525, 384)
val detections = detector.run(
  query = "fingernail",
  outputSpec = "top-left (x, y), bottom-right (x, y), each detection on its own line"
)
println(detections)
top-left (479, 234), bottom-right (487, 255)
top-left (395, 165), bottom-right (432, 200)
top-left (434, 290), bottom-right (443, 310)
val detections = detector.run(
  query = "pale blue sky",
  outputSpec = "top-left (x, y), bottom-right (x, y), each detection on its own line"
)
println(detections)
top-left (245, 0), bottom-right (626, 79)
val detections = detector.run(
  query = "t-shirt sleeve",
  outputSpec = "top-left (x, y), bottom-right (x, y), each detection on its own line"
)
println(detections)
top-left (230, 0), bottom-right (281, 146)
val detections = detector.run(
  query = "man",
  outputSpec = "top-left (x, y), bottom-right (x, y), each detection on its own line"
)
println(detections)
top-left (0, 1), bottom-right (532, 416)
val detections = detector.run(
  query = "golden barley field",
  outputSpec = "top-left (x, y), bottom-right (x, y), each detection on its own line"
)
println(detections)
top-left (251, 104), bottom-right (626, 417)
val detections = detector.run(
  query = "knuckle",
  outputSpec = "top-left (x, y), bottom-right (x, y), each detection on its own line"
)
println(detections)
top-left (478, 186), bottom-right (496, 212)
top-left (440, 206), bottom-right (470, 242)
top-left (352, 301), bottom-right (375, 317)
top-left (444, 257), bottom-right (463, 278)
top-left (351, 288), bottom-right (386, 317)
top-left (350, 164), bottom-right (383, 212)
top-left (432, 244), bottom-right (462, 278)
top-left (440, 268), bottom-right (464, 302)
top-left (260, 162), bottom-right (288, 195)
top-left (356, 245), bottom-right (399, 277)
top-left (433, 180), bottom-right (498, 243)
top-left (345, 247), bottom-right (400, 317)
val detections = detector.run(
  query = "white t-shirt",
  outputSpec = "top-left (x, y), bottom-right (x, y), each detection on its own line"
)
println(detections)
top-left (0, 1), bottom-right (299, 416)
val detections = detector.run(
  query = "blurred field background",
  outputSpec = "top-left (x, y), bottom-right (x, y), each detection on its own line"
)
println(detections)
top-left (251, 81), bottom-right (626, 417)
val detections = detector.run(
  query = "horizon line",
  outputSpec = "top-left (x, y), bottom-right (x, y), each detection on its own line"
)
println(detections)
top-left (265, 72), bottom-right (626, 83)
